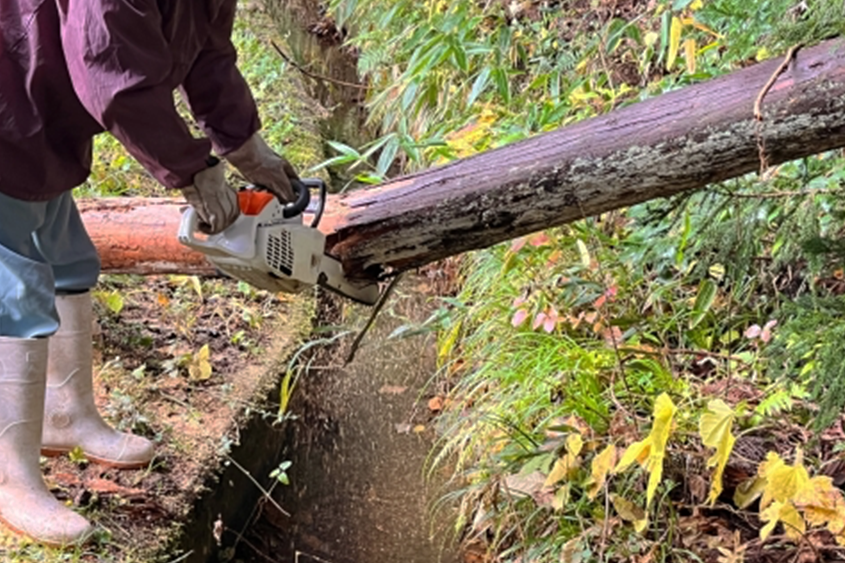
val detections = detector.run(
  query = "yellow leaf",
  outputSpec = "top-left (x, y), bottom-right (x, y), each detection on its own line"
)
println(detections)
top-left (759, 501), bottom-right (781, 541)
top-left (734, 476), bottom-right (767, 509)
top-left (188, 344), bottom-right (213, 381)
top-left (794, 475), bottom-right (844, 527)
top-left (690, 0), bottom-right (703, 9)
top-left (560, 537), bottom-right (583, 563)
top-left (684, 38), bottom-right (697, 74)
top-left (566, 433), bottom-right (584, 457)
top-left (437, 320), bottom-right (462, 367)
top-left (615, 438), bottom-right (650, 473)
top-left (699, 399), bottom-right (736, 505)
top-left (190, 275), bottom-right (204, 301)
top-left (552, 484), bottom-right (570, 511)
top-left (762, 448), bottom-right (810, 509)
top-left (644, 393), bottom-right (676, 507)
top-left (757, 452), bottom-right (786, 510)
top-left (667, 16), bottom-right (682, 71)
top-left (576, 239), bottom-right (591, 269)
top-left (545, 447), bottom-right (580, 488)
top-left (760, 501), bottom-right (805, 541)
top-left (611, 494), bottom-right (647, 532)
top-left (689, 18), bottom-right (724, 38)
top-left (614, 393), bottom-right (676, 508)
top-left (587, 444), bottom-right (617, 500)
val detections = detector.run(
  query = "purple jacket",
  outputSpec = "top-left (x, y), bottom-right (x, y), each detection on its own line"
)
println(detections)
top-left (0, 0), bottom-right (261, 201)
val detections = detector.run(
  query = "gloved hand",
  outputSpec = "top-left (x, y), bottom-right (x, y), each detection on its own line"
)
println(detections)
top-left (225, 133), bottom-right (299, 203)
top-left (181, 158), bottom-right (240, 235)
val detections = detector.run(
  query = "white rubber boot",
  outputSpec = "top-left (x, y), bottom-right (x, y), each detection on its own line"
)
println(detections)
top-left (41, 293), bottom-right (154, 469)
top-left (0, 337), bottom-right (94, 546)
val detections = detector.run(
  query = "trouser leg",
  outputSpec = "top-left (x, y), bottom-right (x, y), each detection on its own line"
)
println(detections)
top-left (0, 191), bottom-right (100, 338)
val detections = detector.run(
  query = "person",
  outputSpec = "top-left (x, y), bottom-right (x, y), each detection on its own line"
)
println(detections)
top-left (0, 0), bottom-right (299, 546)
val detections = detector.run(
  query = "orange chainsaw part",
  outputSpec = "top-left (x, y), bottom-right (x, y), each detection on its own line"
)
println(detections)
top-left (237, 190), bottom-right (275, 216)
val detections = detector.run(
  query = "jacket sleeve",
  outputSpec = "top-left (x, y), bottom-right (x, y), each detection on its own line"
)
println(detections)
top-left (60, 0), bottom-right (212, 190)
top-left (179, 2), bottom-right (262, 157)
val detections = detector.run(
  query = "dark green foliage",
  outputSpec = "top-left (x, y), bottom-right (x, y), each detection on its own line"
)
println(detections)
top-left (769, 0), bottom-right (845, 51)
top-left (766, 295), bottom-right (845, 430)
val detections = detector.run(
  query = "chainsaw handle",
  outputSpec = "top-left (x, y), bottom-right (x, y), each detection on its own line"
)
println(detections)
top-left (283, 179), bottom-right (312, 218)
top-left (177, 207), bottom-right (229, 256)
top-left (303, 178), bottom-right (327, 228)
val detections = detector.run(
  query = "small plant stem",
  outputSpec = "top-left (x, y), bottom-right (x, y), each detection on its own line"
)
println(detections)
top-left (345, 272), bottom-right (404, 364)
top-left (598, 485), bottom-right (610, 561)
top-left (227, 530), bottom-right (279, 563)
top-left (754, 43), bottom-right (802, 174)
top-left (714, 187), bottom-right (844, 199)
top-left (270, 40), bottom-right (369, 90)
top-left (224, 454), bottom-right (291, 517)
top-left (166, 551), bottom-right (195, 563)
top-left (618, 346), bottom-right (749, 364)
top-left (753, 43), bottom-right (802, 121)
top-left (296, 551), bottom-right (336, 563)
top-left (574, 201), bottom-right (639, 428)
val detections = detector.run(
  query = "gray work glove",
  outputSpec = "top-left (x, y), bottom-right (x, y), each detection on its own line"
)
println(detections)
top-left (182, 159), bottom-right (240, 235)
top-left (225, 133), bottom-right (298, 203)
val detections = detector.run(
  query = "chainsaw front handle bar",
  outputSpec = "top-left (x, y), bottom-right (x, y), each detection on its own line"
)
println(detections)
top-left (283, 179), bottom-right (311, 219)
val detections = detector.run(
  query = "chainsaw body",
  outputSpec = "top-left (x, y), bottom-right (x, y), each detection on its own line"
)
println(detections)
top-left (178, 180), bottom-right (379, 305)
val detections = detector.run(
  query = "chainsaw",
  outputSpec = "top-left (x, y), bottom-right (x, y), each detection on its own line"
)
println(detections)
top-left (178, 178), bottom-right (380, 306)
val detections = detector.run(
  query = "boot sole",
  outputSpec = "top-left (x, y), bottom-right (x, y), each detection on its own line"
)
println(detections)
top-left (0, 512), bottom-right (90, 548)
top-left (41, 448), bottom-right (151, 470)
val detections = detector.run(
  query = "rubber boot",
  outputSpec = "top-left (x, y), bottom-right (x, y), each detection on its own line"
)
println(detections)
top-left (41, 293), bottom-right (154, 469)
top-left (0, 337), bottom-right (94, 546)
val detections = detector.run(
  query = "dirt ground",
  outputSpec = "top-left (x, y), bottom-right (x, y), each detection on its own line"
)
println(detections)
top-left (233, 272), bottom-right (461, 563)
top-left (0, 275), bottom-right (313, 562)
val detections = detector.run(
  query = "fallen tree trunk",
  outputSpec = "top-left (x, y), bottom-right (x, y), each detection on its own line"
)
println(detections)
top-left (83, 39), bottom-right (845, 279)
top-left (78, 198), bottom-right (218, 276)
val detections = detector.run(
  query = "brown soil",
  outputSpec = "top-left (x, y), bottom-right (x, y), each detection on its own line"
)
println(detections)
top-left (0, 274), bottom-right (311, 562)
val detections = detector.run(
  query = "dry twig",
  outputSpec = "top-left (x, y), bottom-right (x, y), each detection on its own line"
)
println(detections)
top-left (754, 44), bottom-right (803, 174)
top-left (345, 273), bottom-right (404, 364)
top-left (270, 40), bottom-right (368, 90)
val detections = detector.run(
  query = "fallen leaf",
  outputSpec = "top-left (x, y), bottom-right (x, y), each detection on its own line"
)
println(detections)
top-left (699, 399), bottom-right (737, 504)
top-left (188, 344), bottom-right (213, 381)
top-left (587, 444), bottom-right (617, 500)
top-left (428, 396), bottom-right (445, 413)
top-left (51, 472), bottom-right (83, 488)
top-left (760, 500), bottom-right (804, 541)
top-left (504, 471), bottom-right (545, 498)
top-left (734, 476), bottom-right (767, 509)
top-left (85, 478), bottom-right (145, 497)
top-left (760, 449), bottom-right (809, 510)
top-left (552, 484), bottom-right (570, 511)
top-left (378, 385), bottom-right (408, 395)
top-left (611, 494), bottom-right (648, 532)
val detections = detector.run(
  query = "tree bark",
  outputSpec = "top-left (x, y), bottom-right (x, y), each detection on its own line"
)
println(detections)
top-left (83, 38), bottom-right (845, 279)
top-left (78, 198), bottom-right (217, 276)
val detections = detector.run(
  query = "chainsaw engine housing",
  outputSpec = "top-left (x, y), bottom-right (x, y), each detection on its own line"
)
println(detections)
top-left (178, 184), bottom-right (380, 305)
